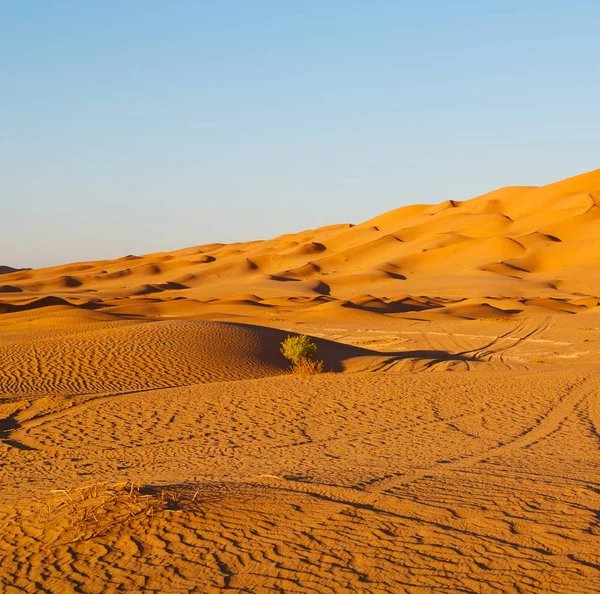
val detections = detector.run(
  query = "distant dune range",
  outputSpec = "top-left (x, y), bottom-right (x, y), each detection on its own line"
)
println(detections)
top-left (2, 168), bottom-right (600, 323)
top-left (3, 169), bottom-right (600, 592)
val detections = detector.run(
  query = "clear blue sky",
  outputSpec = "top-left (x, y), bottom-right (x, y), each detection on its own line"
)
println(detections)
top-left (2, 1), bottom-right (599, 268)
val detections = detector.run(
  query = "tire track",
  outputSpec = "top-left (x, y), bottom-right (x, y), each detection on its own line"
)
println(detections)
top-left (363, 372), bottom-right (593, 493)
top-left (1, 384), bottom-right (195, 449)
top-left (586, 385), bottom-right (600, 448)
top-left (462, 316), bottom-right (552, 362)
top-left (373, 318), bottom-right (551, 373)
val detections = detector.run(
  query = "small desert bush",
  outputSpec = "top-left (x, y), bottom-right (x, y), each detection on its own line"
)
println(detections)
top-left (280, 334), bottom-right (323, 374)
top-left (280, 334), bottom-right (317, 364)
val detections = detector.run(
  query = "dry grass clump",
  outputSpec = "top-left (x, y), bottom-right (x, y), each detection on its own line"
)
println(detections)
top-left (21, 481), bottom-right (197, 546)
top-left (291, 358), bottom-right (324, 375)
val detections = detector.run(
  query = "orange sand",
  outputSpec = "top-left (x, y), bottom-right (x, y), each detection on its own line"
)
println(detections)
top-left (2, 168), bottom-right (600, 592)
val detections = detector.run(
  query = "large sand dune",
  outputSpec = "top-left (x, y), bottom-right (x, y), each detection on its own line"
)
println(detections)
top-left (2, 168), bottom-right (600, 592)
top-left (1, 168), bottom-right (600, 323)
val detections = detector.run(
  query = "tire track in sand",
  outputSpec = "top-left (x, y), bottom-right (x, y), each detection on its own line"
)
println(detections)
top-left (247, 373), bottom-right (596, 559)
top-left (1, 385), bottom-right (193, 449)
top-left (461, 316), bottom-right (553, 362)
top-left (363, 372), bottom-right (594, 493)
top-left (372, 317), bottom-right (551, 373)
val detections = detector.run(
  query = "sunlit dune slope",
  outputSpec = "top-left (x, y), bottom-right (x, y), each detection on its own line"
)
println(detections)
top-left (2, 168), bottom-right (600, 320)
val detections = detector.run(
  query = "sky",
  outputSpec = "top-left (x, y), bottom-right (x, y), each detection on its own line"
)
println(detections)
top-left (2, 1), bottom-right (599, 269)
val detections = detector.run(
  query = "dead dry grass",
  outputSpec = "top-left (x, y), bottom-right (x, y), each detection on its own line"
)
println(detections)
top-left (291, 359), bottom-right (324, 375)
top-left (18, 481), bottom-right (198, 547)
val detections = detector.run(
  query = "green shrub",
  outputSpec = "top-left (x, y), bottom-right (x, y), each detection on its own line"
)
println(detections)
top-left (280, 334), bottom-right (317, 365)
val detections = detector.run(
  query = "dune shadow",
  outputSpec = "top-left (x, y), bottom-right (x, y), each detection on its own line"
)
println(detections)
top-left (379, 349), bottom-right (477, 361)
top-left (61, 276), bottom-right (83, 288)
top-left (382, 271), bottom-right (407, 280)
top-left (3, 439), bottom-right (35, 451)
top-left (312, 281), bottom-right (331, 296)
top-left (268, 275), bottom-right (301, 282)
top-left (0, 412), bottom-right (34, 450)
top-left (79, 301), bottom-right (110, 310)
top-left (342, 301), bottom-right (436, 315)
top-left (0, 412), bottom-right (20, 440)
top-left (0, 296), bottom-right (73, 314)
top-left (0, 295), bottom-right (113, 314)
top-left (0, 285), bottom-right (23, 293)
top-left (348, 347), bottom-right (484, 371)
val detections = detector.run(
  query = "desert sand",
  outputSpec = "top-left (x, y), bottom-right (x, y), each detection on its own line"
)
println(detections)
top-left (2, 168), bottom-right (600, 592)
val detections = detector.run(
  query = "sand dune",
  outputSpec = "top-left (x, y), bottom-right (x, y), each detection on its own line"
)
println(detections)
top-left (0, 310), bottom-right (381, 399)
top-left (1, 168), bottom-right (600, 322)
top-left (3, 168), bottom-right (600, 592)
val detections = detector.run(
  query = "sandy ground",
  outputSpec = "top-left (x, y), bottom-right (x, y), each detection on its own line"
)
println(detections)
top-left (2, 169), bottom-right (600, 592)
